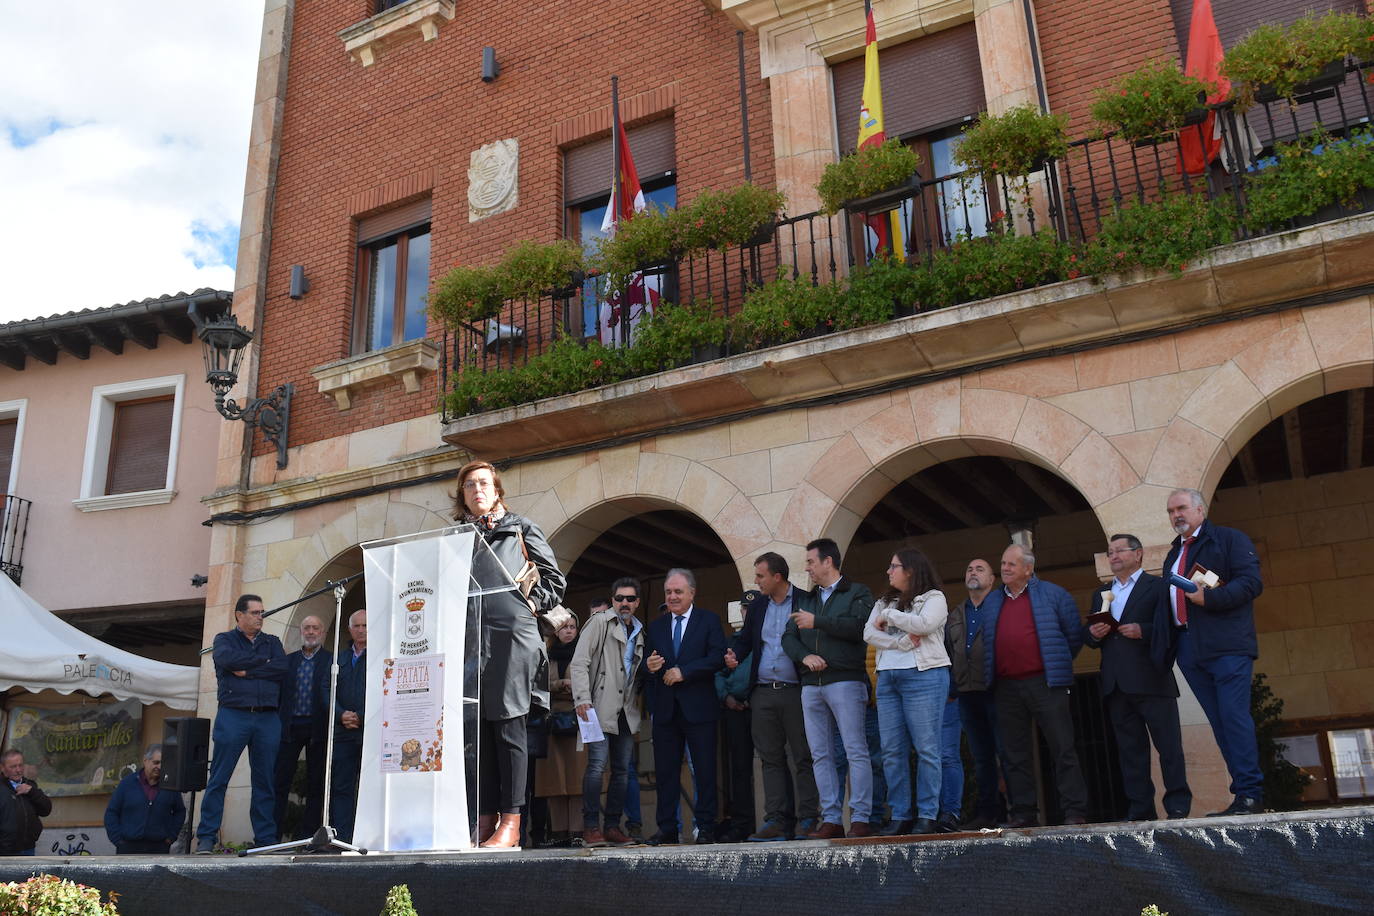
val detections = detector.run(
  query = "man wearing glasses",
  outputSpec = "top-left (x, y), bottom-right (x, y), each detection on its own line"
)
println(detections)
top-left (195, 594), bottom-right (289, 853)
top-left (1084, 534), bottom-right (1191, 820)
top-left (570, 578), bottom-right (645, 846)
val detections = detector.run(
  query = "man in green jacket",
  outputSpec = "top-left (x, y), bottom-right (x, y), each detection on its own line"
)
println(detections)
top-left (782, 538), bottom-right (876, 838)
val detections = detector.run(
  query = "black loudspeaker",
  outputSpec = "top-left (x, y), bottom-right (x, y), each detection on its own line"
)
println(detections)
top-left (162, 717), bottom-right (211, 792)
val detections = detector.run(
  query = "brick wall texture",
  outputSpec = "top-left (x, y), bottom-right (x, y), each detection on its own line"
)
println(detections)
top-left (256, 0), bottom-right (776, 454)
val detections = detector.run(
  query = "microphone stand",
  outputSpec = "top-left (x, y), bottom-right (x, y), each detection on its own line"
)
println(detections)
top-left (243, 575), bottom-right (367, 856)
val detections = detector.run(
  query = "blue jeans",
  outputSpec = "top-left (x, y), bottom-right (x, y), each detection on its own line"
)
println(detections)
top-left (804, 680), bottom-right (871, 824)
top-left (877, 667), bottom-right (949, 821)
top-left (940, 696), bottom-right (963, 817)
top-left (625, 765), bottom-right (642, 828)
top-left (833, 704), bottom-right (886, 823)
top-left (582, 714), bottom-right (635, 829)
top-left (959, 690), bottom-right (1005, 819)
top-left (17, 848), bottom-right (34, 855)
top-left (1177, 630), bottom-right (1263, 800)
top-left (196, 706), bottom-right (282, 849)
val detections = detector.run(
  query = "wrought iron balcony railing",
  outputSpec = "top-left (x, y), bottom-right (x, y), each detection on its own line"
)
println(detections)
top-left (441, 60), bottom-right (1374, 422)
top-left (1, 494), bottom-right (31, 585)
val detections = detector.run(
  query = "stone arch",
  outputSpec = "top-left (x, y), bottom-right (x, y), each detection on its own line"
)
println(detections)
top-left (266, 497), bottom-right (453, 646)
top-left (516, 448), bottom-right (768, 588)
top-left (777, 383), bottom-right (1137, 555)
top-left (1162, 306), bottom-right (1374, 504)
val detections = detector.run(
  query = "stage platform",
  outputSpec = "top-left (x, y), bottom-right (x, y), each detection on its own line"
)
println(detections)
top-left (3, 807), bottom-right (1371, 915)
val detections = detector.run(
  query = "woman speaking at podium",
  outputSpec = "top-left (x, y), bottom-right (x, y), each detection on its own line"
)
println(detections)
top-left (455, 459), bottom-right (567, 848)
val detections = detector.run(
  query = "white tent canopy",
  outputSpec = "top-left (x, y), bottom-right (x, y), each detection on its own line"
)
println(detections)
top-left (0, 573), bottom-right (199, 710)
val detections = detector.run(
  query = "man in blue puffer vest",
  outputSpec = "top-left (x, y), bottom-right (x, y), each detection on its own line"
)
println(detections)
top-left (104, 744), bottom-right (185, 854)
top-left (981, 544), bottom-right (1088, 827)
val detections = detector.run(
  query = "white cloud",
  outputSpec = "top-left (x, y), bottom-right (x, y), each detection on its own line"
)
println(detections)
top-left (0, 2), bottom-right (261, 323)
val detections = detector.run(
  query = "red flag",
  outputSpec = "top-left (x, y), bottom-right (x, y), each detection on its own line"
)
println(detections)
top-left (1179, 0), bottom-right (1228, 176)
top-left (601, 115), bottom-right (645, 234)
top-left (599, 93), bottom-right (654, 344)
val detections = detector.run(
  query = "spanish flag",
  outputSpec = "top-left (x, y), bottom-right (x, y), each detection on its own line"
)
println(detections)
top-left (857, 0), bottom-right (904, 256)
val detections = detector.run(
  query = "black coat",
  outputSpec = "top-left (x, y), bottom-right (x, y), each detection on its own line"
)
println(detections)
top-left (1153, 520), bottom-right (1263, 668)
top-left (279, 648), bottom-right (333, 741)
top-left (471, 512), bottom-right (566, 720)
top-left (644, 608), bottom-right (728, 725)
top-left (0, 777), bottom-right (52, 853)
top-left (1083, 572), bottom-right (1178, 697)
top-left (329, 647), bottom-right (367, 744)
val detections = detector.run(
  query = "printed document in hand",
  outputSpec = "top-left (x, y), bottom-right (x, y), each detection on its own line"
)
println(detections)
top-left (578, 708), bottom-right (605, 744)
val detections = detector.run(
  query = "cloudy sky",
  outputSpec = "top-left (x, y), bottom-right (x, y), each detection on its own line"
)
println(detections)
top-left (0, 3), bottom-right (262, 324)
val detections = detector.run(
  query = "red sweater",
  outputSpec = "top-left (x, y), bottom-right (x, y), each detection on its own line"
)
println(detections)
top-left (995, 590), bottom-right (1044, 680)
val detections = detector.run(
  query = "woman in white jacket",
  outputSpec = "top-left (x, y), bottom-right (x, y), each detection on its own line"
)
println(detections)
top-left (864, 546), bottom-right (952, 836)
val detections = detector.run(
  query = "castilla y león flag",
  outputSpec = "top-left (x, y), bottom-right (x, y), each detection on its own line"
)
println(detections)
top-left (1179, 0), bottom-right (1228, 176)
top-left (599, 93), bottom-right (657, 344)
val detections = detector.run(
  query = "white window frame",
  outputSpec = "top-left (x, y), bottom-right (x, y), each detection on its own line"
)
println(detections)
top-left (74, 374), bottom-right (184, 512)
top-left (0, 398), bottom-right (26, 496)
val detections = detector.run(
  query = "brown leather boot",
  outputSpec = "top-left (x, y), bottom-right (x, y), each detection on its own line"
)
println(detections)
top-left (475, 814), bottom-right (498, 845)
top-left (479, 813), bottom-right (522, 848)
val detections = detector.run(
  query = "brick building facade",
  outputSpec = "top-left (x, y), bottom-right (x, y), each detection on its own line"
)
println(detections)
top-left (199, 0), bottom-right (1374, 841)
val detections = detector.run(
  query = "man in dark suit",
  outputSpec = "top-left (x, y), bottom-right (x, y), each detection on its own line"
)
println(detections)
top-left (1155, 488), bottom-right (1264, 816)
top-left (273, 614), bottom-right (332, 840)
top-left (644, 567), bottom-right (726, 845)
top-left (328, 608), bottom-right (367, 842)
top-left (1084, 534), bottom-right (1190, 820)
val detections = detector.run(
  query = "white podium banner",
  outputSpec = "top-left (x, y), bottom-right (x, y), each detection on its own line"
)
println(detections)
top-left (355, 526), bottom-right (476, 852)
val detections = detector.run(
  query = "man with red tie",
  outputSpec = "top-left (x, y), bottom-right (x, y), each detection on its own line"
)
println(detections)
top-left (1156, 488), bottom-right (1264, 816)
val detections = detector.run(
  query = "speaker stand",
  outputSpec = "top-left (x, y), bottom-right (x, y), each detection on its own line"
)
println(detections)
top-left (244, 579), bottom-right (367, 857)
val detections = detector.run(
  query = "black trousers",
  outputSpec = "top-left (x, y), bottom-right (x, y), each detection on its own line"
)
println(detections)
top-left (995, 675), bottom-right (1088, 822)
top-left (1106, 690), bottom-right (1192, 819)
top-left (654, 709), bottom-right (718, 835)
top-left (720, 705), bottom-right (755, 833)
top-left (330, 738), bottom-right (363, 842)
top-left (479, 715), bottom-right (528, 814)
top-left (273, 718), bottom-right (326, 839)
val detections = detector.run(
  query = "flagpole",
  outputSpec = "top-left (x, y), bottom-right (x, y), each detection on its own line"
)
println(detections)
top-left (736, 31), bottom-right (752, 183)
top-left (609, 75), bottom-right (621, 225)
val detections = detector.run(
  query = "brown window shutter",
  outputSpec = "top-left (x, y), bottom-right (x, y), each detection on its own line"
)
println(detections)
top-left (564, 118), bottom-right (676, 203)
top-left (357, 197), bottom-right (432, 246)
top-left (0, 419), bottom-right (15, 493)
top-left (106, 396), bottom-right (174, 495)
top-left (1173, 0), bottom-right (1365, 57)
top-left (832, 23), bottom-right (985, 153)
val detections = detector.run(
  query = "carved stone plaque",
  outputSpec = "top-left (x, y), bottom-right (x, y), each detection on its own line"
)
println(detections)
top-left (468, 138), bottom-right (518, 222)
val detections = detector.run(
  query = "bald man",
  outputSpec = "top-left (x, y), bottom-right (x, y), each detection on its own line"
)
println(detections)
top-left (273, 614), bottom-right (332, 841)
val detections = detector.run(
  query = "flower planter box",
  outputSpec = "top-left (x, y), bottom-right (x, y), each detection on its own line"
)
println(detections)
top-left (1257, 58), bottom-right (1347, 104)
top-left (842, 174), bottom-right (922, 215)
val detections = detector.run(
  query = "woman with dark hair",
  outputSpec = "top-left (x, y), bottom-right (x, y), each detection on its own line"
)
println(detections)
top-left (456, 460), bottom-right (567, 849)
top-left (863, 546), bottom-right (951, 836)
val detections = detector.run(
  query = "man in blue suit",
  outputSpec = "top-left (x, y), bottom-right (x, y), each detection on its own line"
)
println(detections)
top-left (1155, 488), bottom-right (1264, 816)
top-left (983, 544), bottom-right (1088, 827)
top-left (644, 567), bottom-right (727, 845)
top-left (273, 614), bottom-right (332, 841)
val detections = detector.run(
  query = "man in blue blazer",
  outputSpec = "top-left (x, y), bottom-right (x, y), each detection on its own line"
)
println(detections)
top-left (644, 567), bottom-right (727, 845)
top-left (1084, 535), bottom-right (1190, 820)
top-left (1155, 488), bottom-right (1264, 816)
top-left (273, 615), bottom-right (332, 841)
top-left (983, 544), bottom-right (1088, 827)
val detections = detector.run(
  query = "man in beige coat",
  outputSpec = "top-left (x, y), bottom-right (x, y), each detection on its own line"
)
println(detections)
top-left (570, 577), bottom-right (645, 847)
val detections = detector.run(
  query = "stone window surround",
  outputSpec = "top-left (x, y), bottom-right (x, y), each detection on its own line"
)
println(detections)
top-left (0, 398), bottom-right (26, 496)
top-left (74, 374), bottom-right (184, 512)
top-left (338, 0), bottom-right (456, 68)
top-left (312, 337), bottom-right (439, 411)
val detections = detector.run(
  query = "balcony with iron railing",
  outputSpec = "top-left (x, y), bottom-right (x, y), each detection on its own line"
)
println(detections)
top-left (441, 62), bottom-right (1374, 459)
top-left (1, 494), bottom-right (31, 585)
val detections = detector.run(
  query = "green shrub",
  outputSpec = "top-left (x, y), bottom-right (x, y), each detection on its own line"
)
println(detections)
top-left (0, 875), bottom-right (120, 915)
top-left (593, 207), bottom-right (678, 295)
top-left (841, 254), bottom-right (933, 326)
top-left (932, 229), bottom-right (1074, 304)
top-left (1242, 129), bottom-right (1374, 231)
top-left (1091, 59), bottom-right (1212, 143)
top-left (1082, 191), bottom-right (1235, 276)
top-left (626, 301), bottom-right (728, 372)
top-left (381, 883), bottom-right (418, 916)
top-left (954, 104), bottom-right (1069, 179)
top-left (733, 276), bottom-right (838, 347)
top-left (430, 264), bottom-right (504, 327)
top-left (817, 139), bottom-right (923, 215)
top-left (674, 184), bottom-right (785, 253)
top-left (497, 239), bottom-right (583, 301)
top-left (1221, 10), bottom-right (1372, 108)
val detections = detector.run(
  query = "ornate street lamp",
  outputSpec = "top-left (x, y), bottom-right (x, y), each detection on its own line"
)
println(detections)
top-left (192, 311), bottom-right (293, 469)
